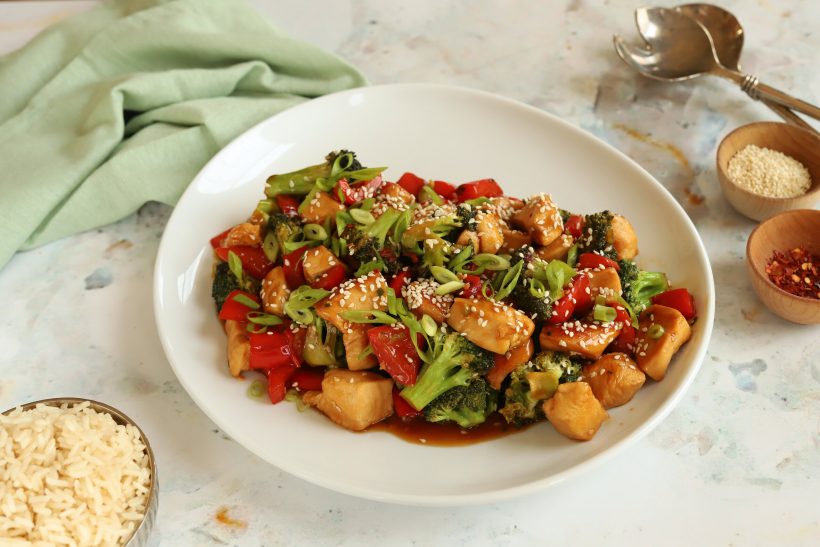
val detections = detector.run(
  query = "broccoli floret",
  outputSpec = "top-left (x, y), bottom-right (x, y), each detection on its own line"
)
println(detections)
top-left (268, 213), bottom-right (302, 251)
top-left (558, 208), bottom-right (572, 223)
top-left (455, 204), bottom-right (477, 229)
top-left (211, 262), bottom-right (242, 310)
top-left (400, 332), bottom-right (494, 411)
top-left (578, 210), bottom-right (617, 259)
top-left (424, 377), bottom-right (498, 428)
top-left (507, 279), bottom-right (552, 323)
top-left (343, 208), bottom-right (403, 276)
top-left (265, 150), bottom-right (361, 198)
top-left (618, 258), bottom-right (669, 313)
top-left (498, 351), bottom-right (579, 427)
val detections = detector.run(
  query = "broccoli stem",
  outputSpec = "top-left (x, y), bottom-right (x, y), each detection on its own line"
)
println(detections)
top-left (265, 163), bottom-right (331, 197)
top-left (366, 207), bottom-right (402, 247)
top-left (401, 358), bottom-right (473, 411)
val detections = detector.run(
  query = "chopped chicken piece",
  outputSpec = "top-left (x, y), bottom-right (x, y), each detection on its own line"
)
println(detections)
top-left (476, 211), bottom-right (504, 254)
top-left (539, 319), bottom-right (622, 360)
top-left (303, 370), bottom-right (393, 431)
top-left (582, 352), bottom-right (645, 408)
top-left (224, 319), bottom-right (250, 377)
top-left (301, 191), bottom-right (344, 225)
top-left (634, 304), bottom-right (692, 381)
top-left (535, 233), bottom-right (573, 261)
top-left (456, 230), bottom-right (479, 253)
top-left (260, 266), bottom-right (289, 316)
top-left (302, 245), bottom-right (341, 284)
top-left (510, 193), bottom-right (563, 246)
top-left (223, 222), bottom-right (261, 247)
top-left (402, 279), bottom-right (454, 323)
top-left (499, 228), bottom-right (531, 254)
top-left (486, 338), bottom-right (534, 390)
top-left (447, 298), bottom-right (535, 354)
top-left (585, 267), bottom-right (622, 301)
top-left (543, 382), bottom-right (608, 441)
top-left (610, 214), bottom-right (638, 259)
top-left (343, 324), bottom-right (377, 370)
top-left (315, 270), bottom-right (389, 332)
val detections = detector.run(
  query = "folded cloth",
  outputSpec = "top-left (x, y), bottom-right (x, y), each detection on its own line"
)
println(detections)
top-left (0, 0), bottom-right (366, 268)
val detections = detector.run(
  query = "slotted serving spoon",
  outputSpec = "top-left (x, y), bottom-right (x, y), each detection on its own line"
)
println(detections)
top-left (613, 7), bottom-right (820, 126)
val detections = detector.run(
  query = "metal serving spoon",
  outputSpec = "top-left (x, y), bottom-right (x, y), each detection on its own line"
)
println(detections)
top-left (613, 7), bottom-right (820, 123)
top-left (674, 3), bottom-right (815, 133)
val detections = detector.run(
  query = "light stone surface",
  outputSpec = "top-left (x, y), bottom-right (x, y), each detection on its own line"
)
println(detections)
top-left (0, 1), bottom-right (818, 545)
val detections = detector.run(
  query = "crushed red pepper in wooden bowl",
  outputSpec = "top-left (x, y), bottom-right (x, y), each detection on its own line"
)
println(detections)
top-left (765, 247), bottom-right (819, 299)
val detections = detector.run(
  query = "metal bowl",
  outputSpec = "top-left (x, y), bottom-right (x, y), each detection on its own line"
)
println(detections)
top-left (1, 397), bottom-right (158, 546)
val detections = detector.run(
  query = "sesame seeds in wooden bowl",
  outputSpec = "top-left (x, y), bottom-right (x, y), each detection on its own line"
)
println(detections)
top-left (746, 209), bottom-right (820, 324)
top-left (716, 122), bottom-right (820, 221)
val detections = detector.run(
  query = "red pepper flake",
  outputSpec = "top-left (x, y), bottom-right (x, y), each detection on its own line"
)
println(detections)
top-left (765, 247), bottom-right (819, 299)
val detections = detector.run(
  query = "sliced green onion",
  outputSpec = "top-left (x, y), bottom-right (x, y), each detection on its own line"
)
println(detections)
top-left (613, 294), bottom-right (639, 327)
top-left (287, 286), bottom-right (330, 310)
top-left (528, 278), bottom-right (547, 299)
top-left (418, 185), bottom-right (443, 205)
top-left (435, 280), bottom-right (465, 295)
top-left (344, 166), bottom-right (387, 182)
top-left (255, 199), bottom-right (274, 222)
top-left (595, 295), bottom-right (606, 306)
top-left (465, 196), bottom-right (491, 207)
top-left (341, 310), bottom-right (397, 324)
top-left (245, 323), bottom-right (267, 334)
top-left (315, 176), bottom-right (336, 192)
top-left (331, 151), bottom-right (356, 175)
top-left (543, 259), bottom-right (576, 300)
top-left (357, 344), bottom-right (374, 360)
top-left (387, 288), bottom-right (399, 315)
top-left (262, 230), bottom-right (279, 263)
top-left (392, 207), bottom-right (413, 247)
top-left (286, 306), bottom-right (314, 324)
top-left (232, 293), bottom-right (260, 309)
top-left (285, 389), bottom-right (310, 411)
top-left (350, 208), bottom-right (376, 225)
top-left (246, 312), bottom-right (284, 326)
top-left (420, 314), bottom-right (438, 337)
top-left (282, 240), bottom-right (318, 253)
top-left (227, 251), bottom-right (244, 283)
top-left (593, 304), bottom-right (617, 323)
top-left (566, 244), bottom-right (579, 268)
top-left (360, 197), bottom-right (376, 211)
top-left (336, 211), bottom-right (353, 235)
top-left (481, 280), bottom-right (495, 299)
top-left (429, 266), bottom-right (459, 285)
top-left (246, 380), bottom-right (266, 399)
top-left (330, 236), bottom-right (344, 257)
top-left (648, 324), bottom-right (665, 339)
top-left (472, 253), bottom-right (510, 272)
top-left (355, 259), bottom-right (385, 277)
top-left (493, 260), bottom-right (524, 301)
top-left (448, 245), bottom-right (473, 272)
top-left (303, 224), bottom-right (327, 241)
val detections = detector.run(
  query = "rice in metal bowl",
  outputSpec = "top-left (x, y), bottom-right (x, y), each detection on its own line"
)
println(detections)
top-left (0, 401), bottom-right (152, 545)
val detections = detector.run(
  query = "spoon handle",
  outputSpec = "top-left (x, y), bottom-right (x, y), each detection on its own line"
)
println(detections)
top-left (741, 74), bottom-right (820, 121)
top-left (762, 99), bottom-right (819, 136)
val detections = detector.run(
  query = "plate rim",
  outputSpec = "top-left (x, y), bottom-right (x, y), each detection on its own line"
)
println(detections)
top-left (153, 82), bottom-right (715, 506)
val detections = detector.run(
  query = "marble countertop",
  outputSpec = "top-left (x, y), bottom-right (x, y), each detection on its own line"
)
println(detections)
top-left (1, 1), bottom-right (818, 545)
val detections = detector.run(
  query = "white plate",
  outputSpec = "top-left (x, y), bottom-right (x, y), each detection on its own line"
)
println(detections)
top-left (154, 84), bottom-right (714, 506)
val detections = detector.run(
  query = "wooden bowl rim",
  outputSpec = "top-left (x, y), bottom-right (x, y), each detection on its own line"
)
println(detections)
top-left (717, 122), bottom-right (820, 203)
top-left (746, 209), bottom-right (820, 306)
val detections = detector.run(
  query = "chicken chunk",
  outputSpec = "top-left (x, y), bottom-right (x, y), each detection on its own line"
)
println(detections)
top-left (485, 196), bottom-right (524, 221)
top-left (379, 182), bottom-right (415, 208)
top-left (510, 193), bottom-right (563, 246)
top-left (456, 230), bottom-right (479, 253)
top-left (582, 352), bottom-right (645, 409)
top-left (260, 266), bottom-right (289, 316)
top-left (343, 324), bottom-right (377, 370)
top-left (303, 370), bottom-right (393, 431)
top-left (302, 245), bottom-right (341, 284)
top-left (610, 214), bottom-right (638, 260)
top-left (447, 298), bottom-right (535, 354)
top-left (499, 228), bottom-right (532, 254)
top-left (543, 382), bottom-right (608, 441)
top-left (476, 211), bottom-right (504, 254)
top-left (402, 279), bottom-right (454, 324)
top-left (486, 338), bottom-right (534, 390)
top-left (585, 267), bottom-right (623, 301)
top-left (224, 319), bottom-right (250, 377)
top-left (535, 233), bottom-right (573, 261)
top-left (315, 270), bottom-right (389, 332)
top-left (222, 222), bottom-right (261, 247)
top-left (301, 191), bottom-right (344, 225)
top-left (539, 320), bottom-right (622, 360)
top-left (634, 304), bottom-right (692, 381)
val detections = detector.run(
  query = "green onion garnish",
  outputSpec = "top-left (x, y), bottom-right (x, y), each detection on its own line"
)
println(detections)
top-left (341, 310), bottom-right (397, 324)
top-left (593, 304), bottom-right (617, 323)
top-left (435, 280), bottom-right (465, 295)
top-left (246, 312), bottom-right (284, 326)
top-left (481, 280), bottom-right (495, 299)
top-left (429, 266), bottom-right (459, 285)
top-left (448, 245), bottom-right (473, 272)
top-left (287, 286), bottom-right (331, 310)
top-left (227, 251), bottom-right (244, 284)
top-left (336, 211), bottom-right (353, 235)
top-left (648, 324), bottom-right (665, 339)
top-left (386, 288), bottom-right (398, 315)
top-left (303, 224), bottom-right (327, 241)
top-left (472, 253), bottom-right (510, 272)
top-left (360, 197), bottom-right (375, 211)
top-left (357, 344), bottom-right (374, 360)
top-left (528, 278), bottom-right (547, 300)
top-left (464, 196), bottom-right (491, 207)
top-left (286, 306), bottom-right (314, 324)
top-left (232, 293), bottom-right (259, 309)
top-left (493, 260), bottom-right (524, 300)
top-left (246, 323), bottom-right (267, 334)
top-left (246, 380), bottom-right (266, 399)
top-left (566, 244), bottom-right (578, 268)
top-left (262, 231), bottom-right (279, 263)
top-left (420, 314), bottom-right (438, 337)
top-left (418, 185), bottom-right (443, 205)
top-left (350, 208), bottom-right (376, 225)
top-left (542, 259), bottom-right (576, 300)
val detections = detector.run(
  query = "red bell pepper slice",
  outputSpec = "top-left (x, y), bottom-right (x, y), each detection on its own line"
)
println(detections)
top-left (577, 253), bottom-right (621, 272)
top-left (218, 290), bottom-right (260, 321)
top-left (367, 324), bottom-right (421, 386)
top-left (337, 175), bottom-right (383, 205)
top-left (454, 178), bottom-right (503, 203)
top-left (215, 246), bottom-right (274, 280)
top-left (548, 273), bottom-right (592, 324)
top-left (565, 214), bottom-right (584, 238)
top-left (392, 386), bottom-right (422, 419)
top-left (652, 288), bottom-right (697, 320)
top-left (282, 245), bottom-right (310, 289)
top-left (249, 330), bottom-right (295, 370)
top-left (275, 195), bottom-right (300, 217)
top-left (432, 180), bottom-right (457, 200)
top-left (396, 172), bottom-right (425, 197)
top-left (459, 274), bottom-right (483, 298)
top-left (310, 263), bottom-right (347, 291)
top-left (210, 228), bottom-right (231, 248)
top-left (266, 364), bottom-right (297, 404)
top-left (389, 270), bottom-right (412, 293)
top-left (287, 368), bottom-right (324, 392)
top-left (609, 324), bottom-right (637, 354)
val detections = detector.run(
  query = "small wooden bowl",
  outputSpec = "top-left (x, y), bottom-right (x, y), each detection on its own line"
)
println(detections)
top-left (717, 122), bottom-right (820, 221)
top-left (746, 209), bottom-right (820, 324)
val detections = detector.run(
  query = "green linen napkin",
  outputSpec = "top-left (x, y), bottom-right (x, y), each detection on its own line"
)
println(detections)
top-left (0, 0), bottom-right (366, 268)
